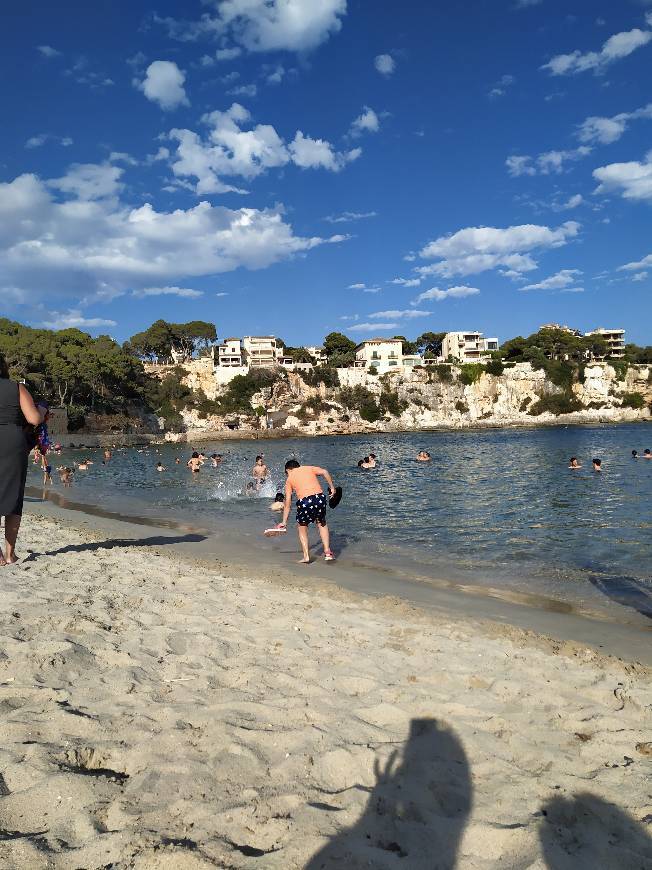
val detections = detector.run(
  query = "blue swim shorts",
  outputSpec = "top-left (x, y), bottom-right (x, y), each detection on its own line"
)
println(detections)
top-left (296, 492), bottom-right (327, 526)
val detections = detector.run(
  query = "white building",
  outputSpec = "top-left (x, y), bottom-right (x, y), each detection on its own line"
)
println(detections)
top-left (354, 338), bottom-right (403, 372)
top-left (305, 345), bottom-right (327, 365)
top-left (217, 338), bottom-right (243, 367)
top-left (585, 327), bottom-right (625, 359)
top-left (441, 331), bottom-right (498, 363)
top-left (242, 336), bottom-right (283, 368)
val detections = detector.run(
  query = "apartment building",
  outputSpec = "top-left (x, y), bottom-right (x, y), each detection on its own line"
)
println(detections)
top-left (241, 336), bottom-right (283, 368)
top-left (305, 345), bottom-right (327, 365)
top-left (217, 338), bottom-right (243, 367)
top-left (585, 327), bottom-right (626, 359)
top-left (441, 331), bottom-right (499, 363)
top-left (354, 338), bottom-right (403, 372)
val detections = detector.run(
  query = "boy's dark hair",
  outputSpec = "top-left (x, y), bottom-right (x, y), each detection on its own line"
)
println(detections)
top-left (645, 449), bottom-right (651, 455)
top-left (369, 453), bottom-right (376, 459)
top-left (357, 460), bottom-right (364, 467)
top-left (0, 353), bottom-right (9, 380)
top-left (285, 459), bottom-right (300, 471)
top-left (570, 456), bottom-right (577, 462)
top-left (593, 458), bottom-right (601, 465)
top-left (275, 492), bottom-right (284, 501)
top-left (192, 451), bottom-right (199, 458)
top-left (211, 453), bottom-right (217, 458)
top-left (632, 450), bottom-right (638, 456)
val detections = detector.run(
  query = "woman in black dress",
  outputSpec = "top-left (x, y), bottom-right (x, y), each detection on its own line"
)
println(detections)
top-left (0, 353), bottom-right (45, 565)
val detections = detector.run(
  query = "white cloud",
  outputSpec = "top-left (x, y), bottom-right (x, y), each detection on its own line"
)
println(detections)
top-left (618, 253), bottom-right (652, 271)
top-left (577, 103), bottom-right (652, 145)
top-left (348, 282), bottom-right (365, 289)
top-left (26, 133), bottom-right (73, 149)
top-left (374, 54), bottom-right (395, 76)
top-left (227, 83), bottom-right (257, 97)
top-left (289, 132), bottom-right (360, 171)
top-left (559, 287), bottom-right (584, 293)
top-left (519, 268), bottom-right (582, 291)
top-left (216, 46), bottom-right (243, 60)
top-left (215, 291), bottom-right (229, 296)
top-left (347, 282), bottom-right (380, 293)
top-left (42, 309), bottom-right (117, 330)
top-left (391, 277), bottom-right (422, 287)
top-left (488, 74), bottom-right (515, 98)
top-left (349, 106), bottom-right (380, 138)
top-left (155, 0), bottom-right (347, 53)
top-left (506, 146), bottom-right (591, 176)
top-left (37, 45), bottom-right (62, 58)
top-left (631, 271), bottom-right (648, 281)
top-left (325, 210), bottom-right (377, 223)
top-left (417, 222), bottom-right (580, 278)
top-left (169, 103), bottom-right (358, 194)
top-left (134, 286), bottom-right (204, 298)
top-left (559, 193), bottom-right (583, 210)
top-left (515, 0), bottom-right (542, 7)
top-left (542, 26), bottom-right (652, 76)
top-left (413, 285), bottom-right (480, 304)
top-left (369, 309), bottom-right (430, 319)
top-left (265, 64), bottom-right (285, 84)
top-left (0, 172), bottom-right (345, 307)
top-left (593, 152), bottom-right (652, 201)
top-left (48, 162), bottom-right (124, 200)
top-left (138, 61), bottom-right (189, 110)
top-left (348, 322), bottom-right (398, 333)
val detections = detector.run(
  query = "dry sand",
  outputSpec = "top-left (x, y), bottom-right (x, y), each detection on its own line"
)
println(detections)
top-left (0, 514), bottom-right (650, 869)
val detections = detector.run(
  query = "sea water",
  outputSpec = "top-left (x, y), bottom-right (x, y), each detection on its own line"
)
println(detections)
top-left (29, 423), bottom-right (652, 620)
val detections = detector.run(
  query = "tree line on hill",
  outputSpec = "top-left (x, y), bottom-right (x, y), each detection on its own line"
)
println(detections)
top-left (1, 317), bottom-right (651, 431)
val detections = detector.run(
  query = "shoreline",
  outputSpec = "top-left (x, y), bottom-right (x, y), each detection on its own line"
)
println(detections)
top-left (24, 491), bottom-right (652, 667)
top-left (1, 510), bottom-right (651, 868)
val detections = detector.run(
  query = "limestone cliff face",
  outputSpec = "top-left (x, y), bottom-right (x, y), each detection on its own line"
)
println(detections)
top-left (171, 361), bottom-right (651, 437)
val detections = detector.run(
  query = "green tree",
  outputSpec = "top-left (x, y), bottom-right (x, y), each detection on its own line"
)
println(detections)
top-left (323, 332), bottom-right (357, 367)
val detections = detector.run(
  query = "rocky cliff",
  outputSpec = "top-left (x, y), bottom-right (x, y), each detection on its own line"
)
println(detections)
top-left (173, 362), bottom-right (651, 439)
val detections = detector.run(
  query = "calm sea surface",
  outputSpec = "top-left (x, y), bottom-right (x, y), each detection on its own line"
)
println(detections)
top-left (28, 424), bottom-right (652, 621)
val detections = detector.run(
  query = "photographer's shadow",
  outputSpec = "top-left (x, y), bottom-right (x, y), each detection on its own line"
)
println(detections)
top-left (305, 717), bottom-right (472, 869)
top-left (539, 792), bottom-right (652, 869)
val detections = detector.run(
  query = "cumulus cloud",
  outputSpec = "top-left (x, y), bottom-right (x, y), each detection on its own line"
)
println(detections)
top-left (559, 193), bottom-right (583, 210)
top-left (488, 74), bottom-right (515, 98)
top-left (134, 286), bottom-right (204, 298)
top-left (37, 45), bottom-right (62, 58)
top-left (413, 286), bottom-right (480, 304)
top-left (593, 152), bottom-right (652, 201)
top-left (542, 25), bottom-right (652, 75)
top-left (631, 271), bottom-right (648, 281)
top-left (42, 309), bottom-right (117, 330)
top-left (289, 132), bottom-right (360, 171)
top-left (168, 103), bottom-right (359, 194)
top-left (519, 268), bottom-right (582, 291)
top-left (227, 83), bottom-right (257, 97)
top-left (506, 146), bottom-right (591, 176)
top-left (369, 309), bottom-right (430, 319)
top-left (325, 210), bottom-right (377, 223)
top-left (154, 0), bottom-right (346, 53)
top-left (138, 61), bottom-right (189, 110)
top-left (347, 282), bottom-right (380, 292)
top-left (618, 253), bottom-right (652, 271)
top-left (391, 277), bottom-right (422, 287)
top-left (348, 322), bottom-right (398, 333)
top-left (349, 106), bottom-right (380, 138)
top-left (416, 222), bottom-right (580, 278)
top-left (216, 46), bottom-right (242, 60)
top-left (48, 162), bottom-right (124, 200)
top-left (374, 54), bottom-right (395, 76)
top-left (26, 133), bottom-right (73, 149)
top-left (0, 172), bottom-right (345, 308)
top-left (577, 102), bottom-right (652, 145)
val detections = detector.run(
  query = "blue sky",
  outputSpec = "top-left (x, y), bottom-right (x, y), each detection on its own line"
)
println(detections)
top-left (2, 0), bottom-right (652, 346)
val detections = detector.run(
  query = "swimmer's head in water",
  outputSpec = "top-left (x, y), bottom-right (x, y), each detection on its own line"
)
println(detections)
top-left (645, 449), bottom-right (651, 456)
top-left (274, 492), bottom-right (284, 502)
top-left (191, 451), bottom-right (199, 459)
top-left (357, 460), bottom-right (364, 467)
top-left (285, 459), bottom-right (300, 472)
top-left (593, 458), bottom-right (601, 467)
top-left (632, 450), bottom-right (638, 457)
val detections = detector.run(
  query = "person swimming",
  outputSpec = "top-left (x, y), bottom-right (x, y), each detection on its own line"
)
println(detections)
top-left (252, 455), bottom-right (269, 485)
top-left (211, 453), bottom-right (223, 468)
top-left (156, 462), bottom-right (165, 472)
top-left (357, 456), bottom-right (373, 469)
top-left (592, 458), bottom-right (602, 472)
top-left (569, 457), bottom-right (582, 469)
top-left (416, 450), bottom-right (432, 462)
top-left (644, 449), bottom-right (652, 460)
top-left (632, 450), bottom-right (639, 459)
top-left (270, 491), bottom-right (285, 511)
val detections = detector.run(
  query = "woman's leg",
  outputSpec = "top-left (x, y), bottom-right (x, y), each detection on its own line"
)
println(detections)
top-left (4, 514), bottom-right (21, 564)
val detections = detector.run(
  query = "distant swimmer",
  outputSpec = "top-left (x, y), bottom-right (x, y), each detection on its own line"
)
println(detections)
top-left (211, 453), bottom-right (223, 468)
top-left (416, 450), bottom-right (432, 462)
top-left (357, 456), bottom-right (373, 469)
top-left (632, 450), bottom-right (639, 459)
top-left (644, 449), bottom-right (652, 460)
top-left (103, 448), bottom-right (112, 461)
top-left (58, 466), bottom-right (73, 487)
top-left (156, 462), bottom-right (166, 472)
top-left (270, 491), bottom-right (285, 511)
top-left (252, 455), bottom-right (269, 485)
top-left (569, 457), bottom-right (582, 469)
top-left (76, 459), bottom-right (90, 471)
top-left (175, 456), bottom-right (181, 464)
top-left (367, 453), bottom-right (378, 468)
top-left (245, 481), bottom-right (257, 497)
top-left (187, 452), bottom-right (203, 473)
top-left (592, 458), bottom-right (602, 472)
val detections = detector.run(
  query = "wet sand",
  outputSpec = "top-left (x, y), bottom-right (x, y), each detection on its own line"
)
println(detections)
top-left (0, 507), bottom-right (650, 868)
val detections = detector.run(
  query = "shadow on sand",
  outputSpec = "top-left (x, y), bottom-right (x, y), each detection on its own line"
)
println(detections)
top-left (539, 792), bottom-right (652, 869)
top-left (33, 533), bottom-right (207, 558)
top-left (305, 718), bottom-right (472, 869)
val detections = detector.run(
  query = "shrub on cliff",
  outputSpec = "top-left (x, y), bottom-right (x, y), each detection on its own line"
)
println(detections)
top-left (217, 369), bottom-right (283, 414)
top-left (427, 364), bottom-right (453, 382)
top-left (528, 394), bottom-right (581, 416)
top-left (301, 366), bottom-right (339, 388)
top-left (458, 364), bottom-right (485, 385)
top-left (485, 359), bottom-right (504, 376)
top-left (621, 392), bottom-right (645, 409)
top-left (339, 385), bottom-right (381, 422)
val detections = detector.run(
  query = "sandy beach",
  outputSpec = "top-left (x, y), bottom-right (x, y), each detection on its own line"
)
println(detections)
top-left (0, 513), bottom-right (650, 869)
